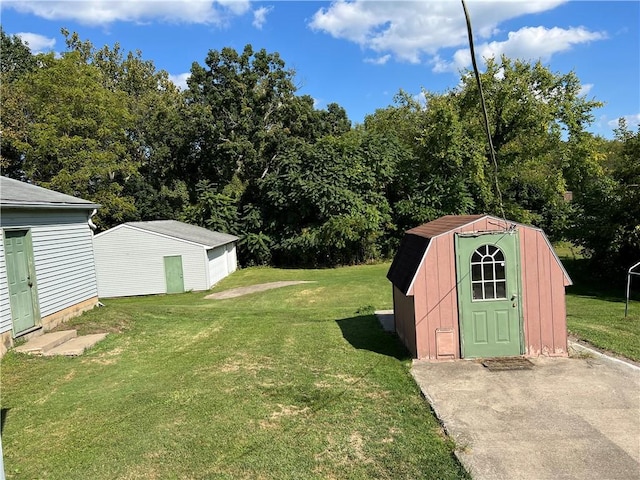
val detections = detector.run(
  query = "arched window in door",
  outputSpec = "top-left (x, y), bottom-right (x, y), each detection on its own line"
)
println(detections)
top-left (471, 244), bottom-right (507, 300)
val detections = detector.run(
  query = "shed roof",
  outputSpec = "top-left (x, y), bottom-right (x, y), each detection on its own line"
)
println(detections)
top-left (406, 215), bottom-right (485, 239)
top-left (0, 176), bottom-right (100, 210)
top-left (122, 220), bottom-right (238, 249)
top-left (388, 214), bottom-right (571, 295)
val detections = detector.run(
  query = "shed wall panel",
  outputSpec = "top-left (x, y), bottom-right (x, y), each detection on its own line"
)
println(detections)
top-left (537, 234), bottom-right (554, 354)
top-left (93, 227), bottom-right (208, 298)
top-left (520, 228), bottom-right (539, 355)
top-left (227, 244), bottom-right (237, 274)
top-left (207, 245), bottom-right (229, 286)
top-left (393, 286), bottom-right (416, 358)
top-left (550, 258), bottom-right (568, 355)
top-left (518, 229), bottom-right (568, 356)
top-left (412, 234), bottom-right (461, 360)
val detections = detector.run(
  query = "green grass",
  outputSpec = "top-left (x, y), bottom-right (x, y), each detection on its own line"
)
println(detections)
top-left (554, 243), bottom-right (640, 362)
top-left (566, 294), bottom-right (640, 361)
top-left (0, 263), bottom-right (468, 480)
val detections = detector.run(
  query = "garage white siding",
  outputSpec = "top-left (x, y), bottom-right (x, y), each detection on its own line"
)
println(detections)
top-left (1, 209), bottom-right (98, 329)
top-left (207, 245), bottom-right (229, 286)
top-left (93, 226), bottom-right (209, 298)
top-left (226, 243), bottom-right (237, 275)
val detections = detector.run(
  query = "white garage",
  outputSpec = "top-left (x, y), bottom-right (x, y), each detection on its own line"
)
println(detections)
top-left (93, 220), bottom-right (238, 298)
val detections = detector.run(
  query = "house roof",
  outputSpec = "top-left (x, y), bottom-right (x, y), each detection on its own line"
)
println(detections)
top-left (388, 214), bottom-right (571, 295)
top-left (123, 220), bottom-right (238, 249)
top-left (0, 176), bottom-right (100, 210)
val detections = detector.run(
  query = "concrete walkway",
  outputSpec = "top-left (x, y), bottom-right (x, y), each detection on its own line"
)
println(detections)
top-left (204, 281), bottom-right (315, 299)
top-left (14, 330), bottom-right (108, 356)
top-left (411, 348), bottom-right (640, 480)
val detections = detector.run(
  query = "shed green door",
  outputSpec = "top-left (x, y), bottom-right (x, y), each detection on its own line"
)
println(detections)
top-left (4, 230), bottom-right (39, 334)
top-left (164, 255), bottom-right (184, 294)
top-left (455, 232), bottom-right (522, 358)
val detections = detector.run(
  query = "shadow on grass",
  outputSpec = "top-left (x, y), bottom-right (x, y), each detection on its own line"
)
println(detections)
top-left (1, 408), bottom-right (8, 434)
top-left (562, 257), bottom-right (640, 303)
top-left (336, 315), bottom-right (410, 361)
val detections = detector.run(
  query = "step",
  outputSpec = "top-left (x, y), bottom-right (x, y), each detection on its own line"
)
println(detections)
top-left (43, 333), bottom-right (109, 357)
top-left (374, 310), bottom-right (395, 332)
top-left (14, 330), bottom-right (77, 355)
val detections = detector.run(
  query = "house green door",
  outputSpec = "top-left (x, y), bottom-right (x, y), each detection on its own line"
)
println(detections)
top-left (164, 255), bottom-right (184, 294)
top-left (455, 232), bottom-right (522, 358)
top-left (4, 230), bottom-right (39, 334)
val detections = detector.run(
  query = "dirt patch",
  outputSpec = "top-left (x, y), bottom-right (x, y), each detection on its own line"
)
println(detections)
top-left (205, 281), bottom-right (316, 300)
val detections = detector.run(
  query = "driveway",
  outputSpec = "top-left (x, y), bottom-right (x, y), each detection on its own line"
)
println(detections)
top-left (411, 345), bottom-right (640, 480)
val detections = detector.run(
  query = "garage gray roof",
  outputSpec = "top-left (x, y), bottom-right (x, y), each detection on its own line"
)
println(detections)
top-left (0, 176), bottom-right (100, 210)
top-left (125, 220), bottom-right (238, 249)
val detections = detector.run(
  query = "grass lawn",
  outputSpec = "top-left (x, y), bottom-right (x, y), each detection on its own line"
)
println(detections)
top-left (555, 242), bottom-right (640, 362)
top-left (0, 263), bottom-right (468, 480)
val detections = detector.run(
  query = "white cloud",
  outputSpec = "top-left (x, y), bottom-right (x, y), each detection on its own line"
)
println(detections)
top-left (412, 91), bottom-right (427, 107)
top-left (579, 83), bottom-right (594, 96)
top-left (310, 0), bottom-right (568, 64)
top-left (364, 54), bottom-right (391, 65)
top-left (252, 6), bottom-right (272, 29)
top-left (607, 114), bottom-right (640, 129)
top-left (433, 26), bottom-right (606, 73)
top-left (4, 1), bottom-right (251, 26)
top-left (15, 32), bottom-right (56, 53)
top-left (168, 72), bottom-right (191, 90)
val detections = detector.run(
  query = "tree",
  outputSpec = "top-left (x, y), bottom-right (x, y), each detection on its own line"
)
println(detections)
top-left (570, 120), bottom-right (640, 279)
top-left (183, 44), bottom-right (299, 191)
top-left (259, 130), bottom-right (397, 266)
top-left (453, 57), bottom-right (602, 235)
top-left (63, 30), bottom-right (191, 220)
top-left (15, 51), bottom-right (137, 228)
top-left (368, 58), bottom-right (603, 242)
top-left (0, 27), bottom-right (38, 177)
top-left (0, 27), bottom-right (37, 80)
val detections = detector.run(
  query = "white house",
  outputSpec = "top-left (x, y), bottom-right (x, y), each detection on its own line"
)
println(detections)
top-left (0, 176), bottom-right (101, 356)
top-left (93, 220), bottom-right (238, 298)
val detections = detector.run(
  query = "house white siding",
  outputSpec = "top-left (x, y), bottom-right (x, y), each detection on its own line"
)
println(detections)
top-left (0, 209), bottom-right (98, 334)
top-left (0, 240), bottom-right (10, 335)
top-left (93, 226), bottom-right (209, 298)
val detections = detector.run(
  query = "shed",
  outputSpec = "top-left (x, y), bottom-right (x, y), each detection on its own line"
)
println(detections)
top-left (93, 220), bottom-right (238, 298)
top-left (0, 176), bottom-right (101, 356)
top-left (387, 215), bottom-right (572, 360)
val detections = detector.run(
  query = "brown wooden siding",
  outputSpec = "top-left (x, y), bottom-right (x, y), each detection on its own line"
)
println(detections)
top-left (519, 227), bottom-right (568, 356)
top-left (392, 286), bottom-right (416, 358)
top-left (412, 233), bottom-right (461, 360)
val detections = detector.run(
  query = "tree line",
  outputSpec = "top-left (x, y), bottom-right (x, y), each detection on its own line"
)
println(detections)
top-left (1, 28), bottom-right (638, 278)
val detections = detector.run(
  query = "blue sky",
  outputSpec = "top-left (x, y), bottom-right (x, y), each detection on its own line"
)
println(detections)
top-left (2, 1), bottom-right (638, 138)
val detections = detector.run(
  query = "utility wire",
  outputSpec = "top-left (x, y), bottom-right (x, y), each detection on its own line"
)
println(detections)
top-left (460, 0), bottom-right (507, 226)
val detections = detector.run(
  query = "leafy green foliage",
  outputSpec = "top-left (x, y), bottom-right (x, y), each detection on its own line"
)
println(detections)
top-left (0, 27), bottom-right (37, 81)
top-left (3, 30), bottom-right (621, 273)
top-left (12, 51), bottom-right (138, 228)
top-left (569, 120), bottom-right (640, 279)
top-left (259, 131), bottom-right (397, 266)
